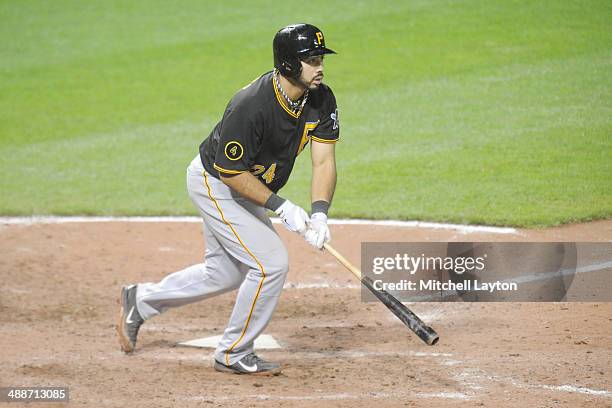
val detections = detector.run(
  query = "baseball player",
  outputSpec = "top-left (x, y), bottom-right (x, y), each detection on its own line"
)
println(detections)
top-left (117, 23), bottom-right (339, 375)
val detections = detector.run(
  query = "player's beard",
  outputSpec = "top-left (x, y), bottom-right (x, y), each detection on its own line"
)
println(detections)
top-left (293, 74), bottom-right (322, 91)
top-left (307, 79), bottom-right (322, 90)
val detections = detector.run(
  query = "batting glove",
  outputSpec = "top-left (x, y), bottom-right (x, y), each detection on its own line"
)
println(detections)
top-left (304, 212), bottom-right (331, 249)
top-left (275, 200), bottom-right (309, 234)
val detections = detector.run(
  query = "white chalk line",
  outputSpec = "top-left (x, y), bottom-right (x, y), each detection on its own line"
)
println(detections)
top-left (0, 286), bottom-right (31, 294)
top-left (504, 377), bottom-right (612, 398)
top-left (283, 350), bottom-right (453, 360)
top-left (283, 281), bottom-right (361, 289)
top-left (141, 324), bottom-right (209, 333)
top-left (404, 260), bottom-right (612, 301)
top-left (505, 260), bottom-right (612, 285)
top-left (457, 368), bottom-right (612, 399)
top-left (141, 350), bottom-right (453, 362)
top-left (184, 390), bottom-right (470, 402)
top-left (541, 384), bottom-right (612, 397)
top-left (282, 258), bottom-right (611, 296)
top-left (0, 216), bottom-right (517, 234)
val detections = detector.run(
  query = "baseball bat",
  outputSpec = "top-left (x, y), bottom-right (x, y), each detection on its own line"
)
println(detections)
top-left (323, 243), bottom-right (439, 346)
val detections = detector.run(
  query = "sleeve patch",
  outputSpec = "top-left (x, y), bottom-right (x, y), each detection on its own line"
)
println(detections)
top-left (331, 108), bottom-right (339, 130)
top-left (224, 141), bottom-right (244, 161)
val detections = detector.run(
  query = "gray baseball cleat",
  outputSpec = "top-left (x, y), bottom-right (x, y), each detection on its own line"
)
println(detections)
top-left (116, 285), bottom-right (144, 353)
top-left (214, 353), bottom-right (281, 375)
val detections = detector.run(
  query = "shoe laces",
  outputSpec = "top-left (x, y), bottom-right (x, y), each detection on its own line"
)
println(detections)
top-left (241, 353), bottom-right (264, 365)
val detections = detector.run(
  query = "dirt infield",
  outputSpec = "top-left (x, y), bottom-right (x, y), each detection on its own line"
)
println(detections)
top-left (1, 219), bottom-right (611, 407)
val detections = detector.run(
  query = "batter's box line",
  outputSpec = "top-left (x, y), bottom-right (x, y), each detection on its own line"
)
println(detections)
top-left (280, 350), bottom-right (453, 360)
top-left (182, 390), bottom-right (472, 403)
top-left (283, 281), bottom-right (361, 289)
top-left (137, 350), bottom-right (453, 362)
top-left (455, 368), bottom-right (612, 399)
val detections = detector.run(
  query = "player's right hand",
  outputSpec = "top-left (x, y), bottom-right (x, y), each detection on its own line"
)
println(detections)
top-left (275, 200), bottom-right (309, 234)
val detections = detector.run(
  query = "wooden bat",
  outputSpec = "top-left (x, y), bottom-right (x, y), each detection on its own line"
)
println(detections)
top-left (324, 243), bottom-right (439, 346)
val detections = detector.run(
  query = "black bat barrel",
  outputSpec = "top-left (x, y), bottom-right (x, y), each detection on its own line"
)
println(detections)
top-left (362, 276), bottom-right (439, 346)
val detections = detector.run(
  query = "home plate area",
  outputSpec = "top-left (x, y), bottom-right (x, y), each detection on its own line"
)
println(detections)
top-left (133, 301), bottom-right (611, 407)
top-left (179, 334), bottom-right (282, 350)
top-left (0, 221), bottom-right (610, 407)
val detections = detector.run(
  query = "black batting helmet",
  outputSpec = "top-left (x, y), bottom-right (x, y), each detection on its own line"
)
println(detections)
top-left (273, 24), bottom-right (336, 78)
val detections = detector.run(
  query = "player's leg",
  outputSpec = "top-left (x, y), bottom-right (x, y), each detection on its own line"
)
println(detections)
top-left (117, 156), bottom-right (247, 353)
top-left (194, 171), bottom-right (289, 369)
top-left (135, 224), bottom-right (247, 319)
top-left (129, 155), bottom-right (254, 319)
top-left (117, 227), bottom-right (243, 353)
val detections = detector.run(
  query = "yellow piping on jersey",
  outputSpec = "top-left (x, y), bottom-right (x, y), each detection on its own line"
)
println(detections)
top-left (202, 171), bottom-right (266, 366)
top-left (213, 163), bottom-right (247, 175)
top-left (311, 135), bottom-right (339, 144)
top-left (272, 75), bottom-right (302, 119)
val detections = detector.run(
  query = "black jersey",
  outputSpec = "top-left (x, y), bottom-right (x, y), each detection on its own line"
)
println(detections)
top-left (199, 71), bottom-right (339, 193)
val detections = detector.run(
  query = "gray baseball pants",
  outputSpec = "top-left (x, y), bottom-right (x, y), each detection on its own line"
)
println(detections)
top-left (136, 155), bottom-right (289, 365)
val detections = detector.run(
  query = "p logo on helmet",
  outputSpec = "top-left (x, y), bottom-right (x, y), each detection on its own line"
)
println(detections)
top-left (273, 24), bottom-right (336, 79)
top-left (315, 32), bottom-right (324, 45)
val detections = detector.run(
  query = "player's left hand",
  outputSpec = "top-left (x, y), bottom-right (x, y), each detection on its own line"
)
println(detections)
top-left (275, 199), bottom-right (310, 234)
top-left (304, 212), bottom-right (331, 249)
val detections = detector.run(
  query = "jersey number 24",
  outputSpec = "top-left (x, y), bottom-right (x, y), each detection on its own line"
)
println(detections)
top-left (251, 163), bottom-right (277, 184)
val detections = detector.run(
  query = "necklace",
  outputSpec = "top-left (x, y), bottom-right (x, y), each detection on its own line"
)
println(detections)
top-left (273, 69), bottom-right (308, 114)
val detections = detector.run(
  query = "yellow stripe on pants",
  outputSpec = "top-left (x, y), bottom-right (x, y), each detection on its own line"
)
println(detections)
top-left (202, 171), bottom-right (266, 366)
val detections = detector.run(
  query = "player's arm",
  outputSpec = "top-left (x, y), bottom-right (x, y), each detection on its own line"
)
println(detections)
top-left (220, 172), bottom-right (309, 234)
top-left (220, 172), bottom-right (274, 207)
top-left (304, 140), bottom-right (336, 249)
top-left (309, 86), bottom-right (339, 215)
top-left (310, 141), bottom-right (337, 208)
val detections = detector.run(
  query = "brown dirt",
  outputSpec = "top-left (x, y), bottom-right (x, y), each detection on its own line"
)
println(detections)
top-left (0, 220), bottom-right (611, 407)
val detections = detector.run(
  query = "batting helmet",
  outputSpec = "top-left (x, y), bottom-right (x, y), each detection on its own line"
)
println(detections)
top-left (273, 24), bottom-right (336, 78)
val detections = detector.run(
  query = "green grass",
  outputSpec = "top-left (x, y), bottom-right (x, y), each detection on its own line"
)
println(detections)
top-left (1, 0), bottom-right (610, 226)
